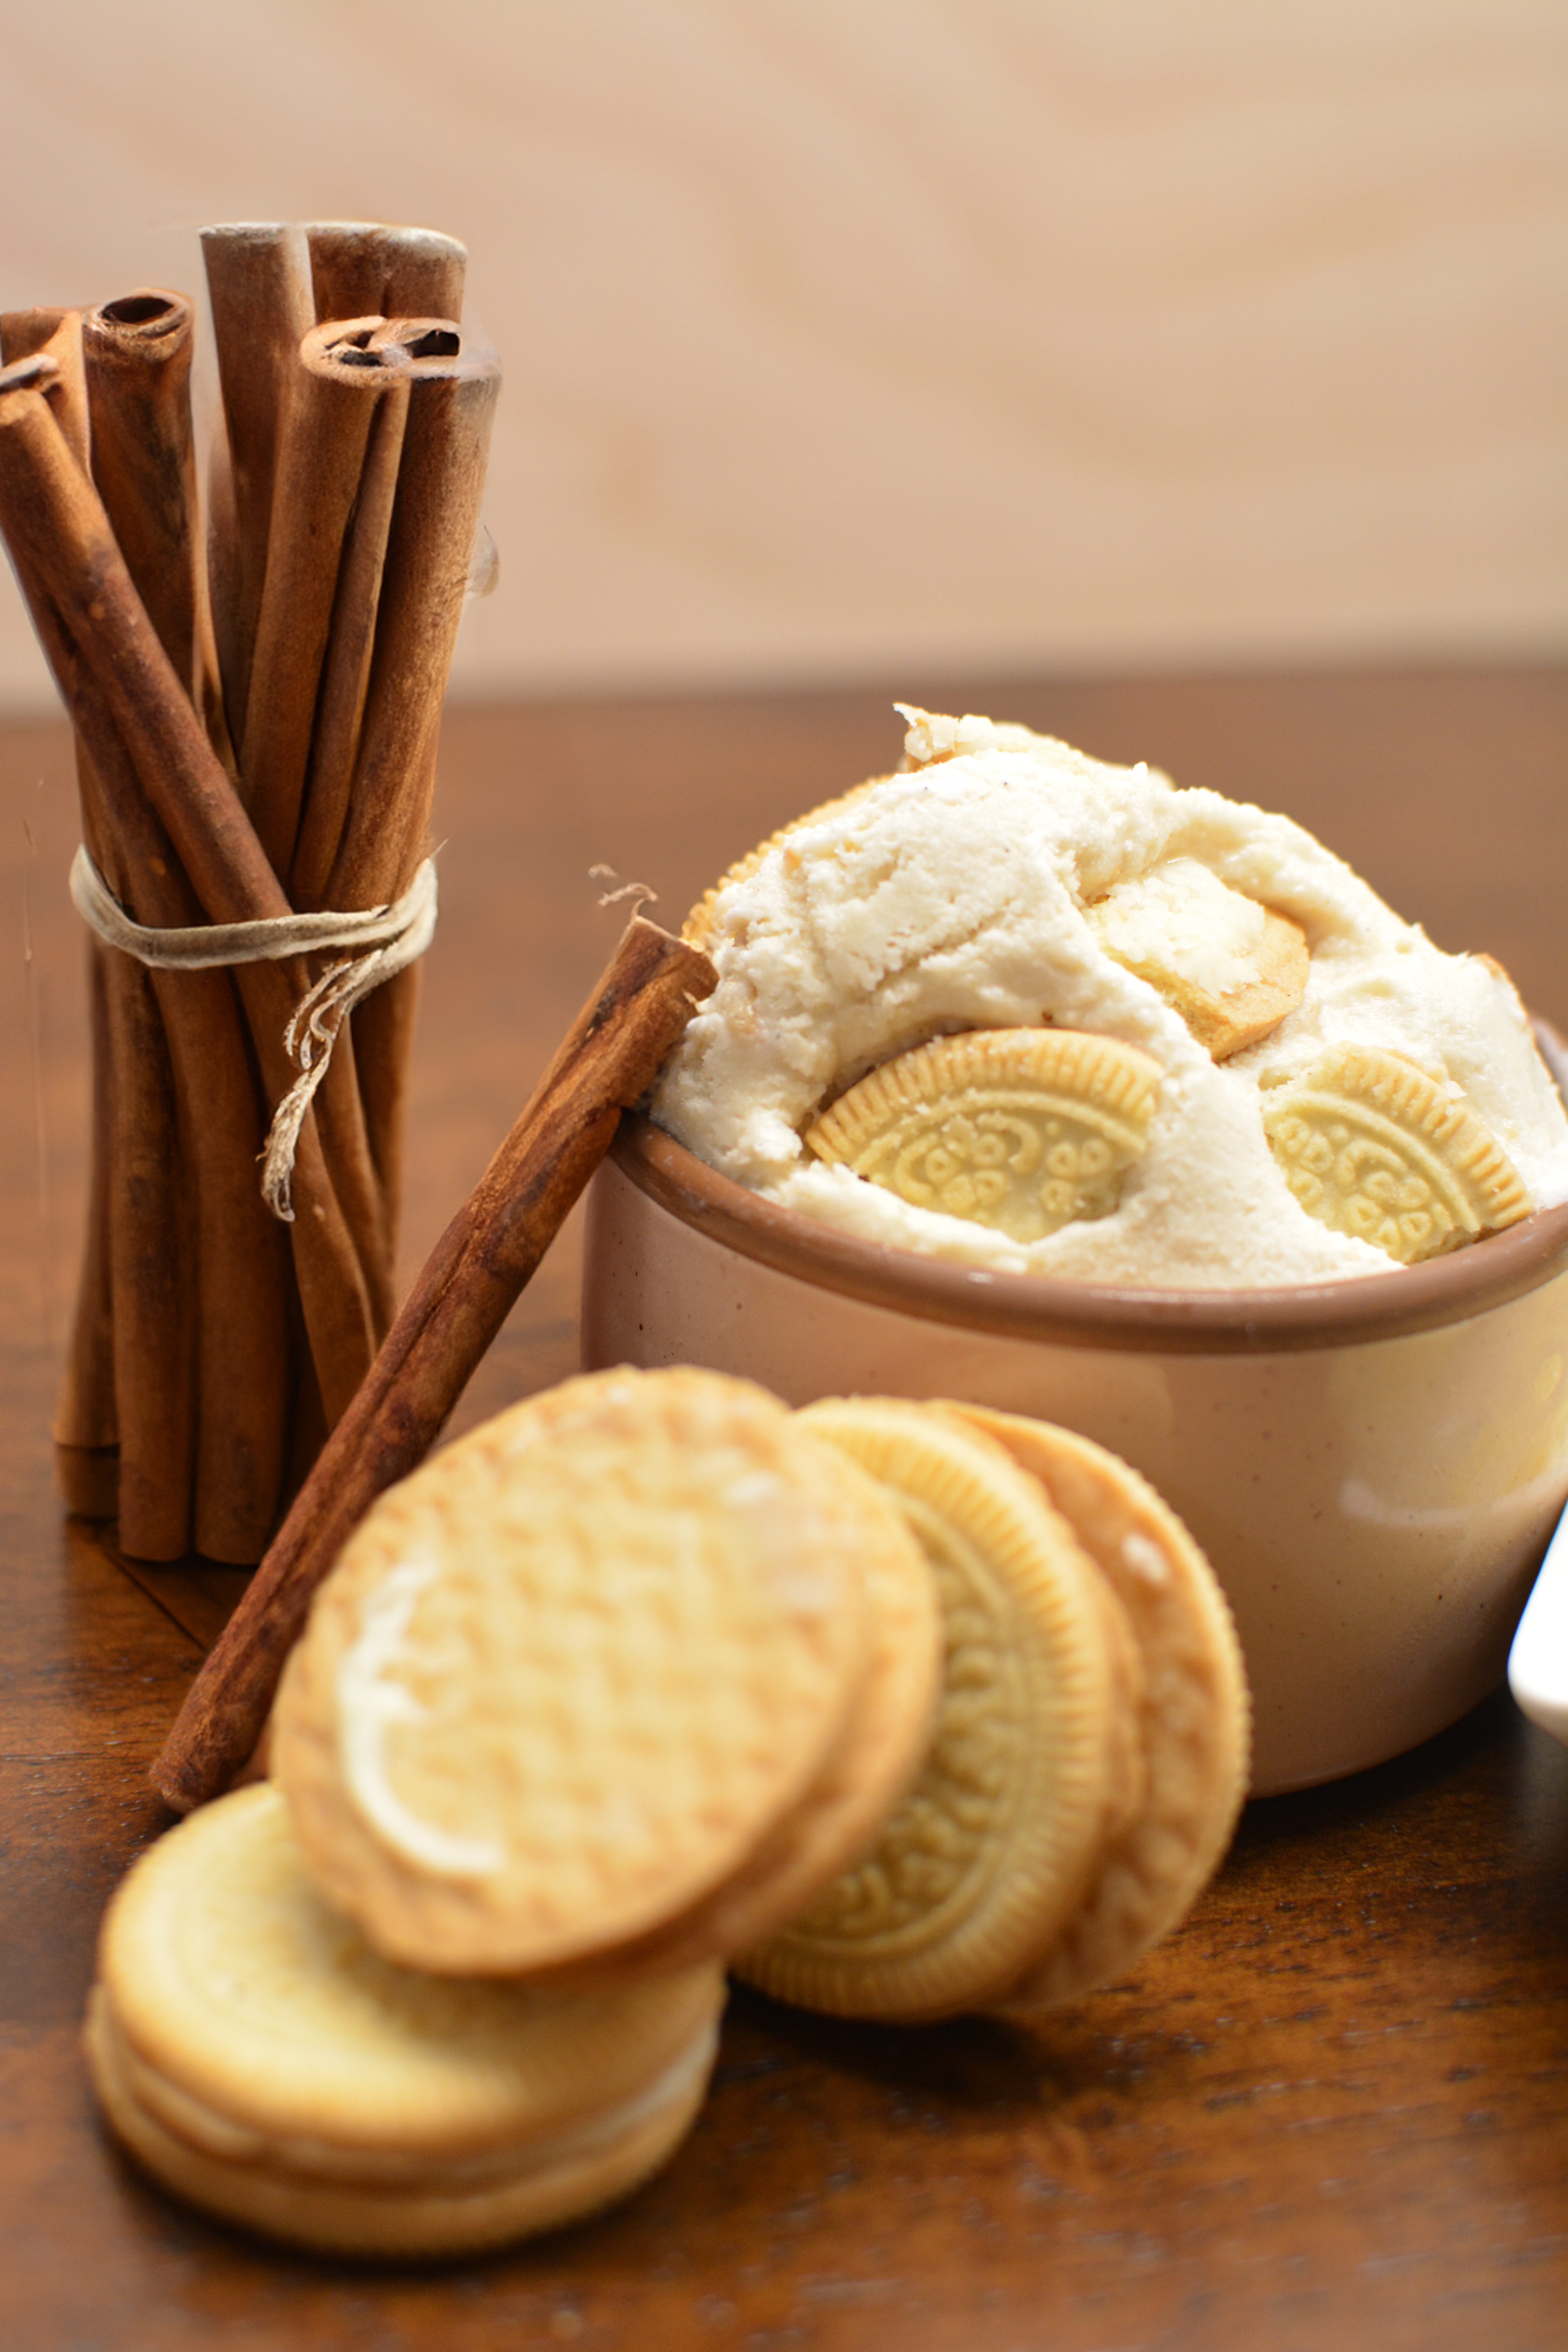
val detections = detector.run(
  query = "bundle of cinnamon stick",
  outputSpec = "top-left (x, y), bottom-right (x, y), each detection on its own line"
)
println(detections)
top-left (0, 222), bottom-right (499, 1565)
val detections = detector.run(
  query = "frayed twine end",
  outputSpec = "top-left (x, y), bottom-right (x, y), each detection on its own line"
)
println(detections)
top-left (589, 864), bottom-right (658, 916)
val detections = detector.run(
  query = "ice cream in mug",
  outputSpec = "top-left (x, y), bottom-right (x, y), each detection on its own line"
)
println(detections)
top-left (653, 709), bottom-right (1568, 1289)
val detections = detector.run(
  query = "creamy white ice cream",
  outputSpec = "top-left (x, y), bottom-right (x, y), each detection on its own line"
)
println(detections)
top-left (653, 710), bottom-right (1568, 1287)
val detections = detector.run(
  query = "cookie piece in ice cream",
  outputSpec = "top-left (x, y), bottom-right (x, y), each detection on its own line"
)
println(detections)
top-left (803, 1028), bottom-right (1162, 1245)
top-left (1086, 856), bottom-right (1310, 1061)
top-left (1261, 1042), bottom-right (1531, 1264)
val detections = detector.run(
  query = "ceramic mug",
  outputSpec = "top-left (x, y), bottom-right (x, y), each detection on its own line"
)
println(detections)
top-left (582, 1110), bottom-right (1568, 1795)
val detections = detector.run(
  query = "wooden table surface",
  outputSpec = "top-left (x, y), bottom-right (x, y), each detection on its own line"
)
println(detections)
top-left (4, 666), bottom-right (1567, 2352)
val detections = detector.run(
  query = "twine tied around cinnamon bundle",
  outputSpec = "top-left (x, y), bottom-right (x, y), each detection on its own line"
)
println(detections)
top-left (69, 848), bottom-right (439, 1222)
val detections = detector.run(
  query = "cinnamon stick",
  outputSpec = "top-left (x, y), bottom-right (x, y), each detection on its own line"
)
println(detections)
top-left (241, 318), bottom-right (401, 880)
top-left (0, 308), bottom-right (90, 456)
top-left (82, 291), bottom-right (233, 773)
top-left (152, 915), bottom-right (717, 1812)
top-left (200, 223), bottom-right (314, 749)
top-left (0, 357), bottom-right (296, 1557)
top-left (308, 323), bottom-right (500, 1256)
top-left (0, 319), bottom-right (121, 1510)
top-left (102, 952), bottom-right (196, 1556)
top-left (287, 372), bottom-right (409, 910)
top-left (306, 223), bottom-right (466, 330)
top-left (322, 321), bottom-right (499, 913)
top-left (0, 331), bottom-right (196, 1544)
top-left (51, 927), bottom-right (119, 1515)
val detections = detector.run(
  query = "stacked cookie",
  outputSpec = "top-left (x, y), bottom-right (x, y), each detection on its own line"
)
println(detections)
top-left (85, 1786), bottom-right (724, 2259)
top-left (87, 1366), bottom-right (1249, 2256)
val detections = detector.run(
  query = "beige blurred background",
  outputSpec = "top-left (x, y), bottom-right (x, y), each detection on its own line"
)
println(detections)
top-left (0, 0), bottom-right (1563, 711)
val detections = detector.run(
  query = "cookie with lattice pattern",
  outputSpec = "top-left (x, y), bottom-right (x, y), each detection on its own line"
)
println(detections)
top-left (273, 1367), bottom-right (886, 1975)
top-left (585, 1464), bottom-right (944, 1980)
top-left (1087, 857), bottom-right (1310, 1060)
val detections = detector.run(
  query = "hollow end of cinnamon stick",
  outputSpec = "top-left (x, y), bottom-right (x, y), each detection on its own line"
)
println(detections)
top-left (94, 288), bottom-right (185, 340)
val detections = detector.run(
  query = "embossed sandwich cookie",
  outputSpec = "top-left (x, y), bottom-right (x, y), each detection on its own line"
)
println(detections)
top-left (737, 1398), bottom-right (1149, 2023)
top-left (1261, 1041), bottom-right (1530, 1264)
top-left (938, 1406), bottom-right (1249, 2012)
top-left (804, 1029), bottom-right (1162, 1244)
top-left (84, 1785), bottom-right (725, 2258)
top-left (273, 1365), bottom-right (939, 1980)
top-left (738, 1397), bottom-right (1248, 2024)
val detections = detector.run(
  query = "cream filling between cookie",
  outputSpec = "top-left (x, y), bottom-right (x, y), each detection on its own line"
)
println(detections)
top-left (97, 1994), bottom-right (721, 2187)
top-left (336, 1557), bottom-right (506, 1880)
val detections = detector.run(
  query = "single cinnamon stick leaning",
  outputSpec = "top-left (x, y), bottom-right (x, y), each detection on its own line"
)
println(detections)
top-left (152, 914), bottom-right (717, 1813)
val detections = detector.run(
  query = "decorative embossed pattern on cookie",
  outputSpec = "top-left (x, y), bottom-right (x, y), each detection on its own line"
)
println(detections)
top-left (943, 1408), bottom-right (1249, 2011)
top-left (1262, 1042), bottom-right (1531, 1265)
top-left (803, 1029), bottom-right (1161, 1244)
top-left (739, 1400), bottom-right (1133, 2022)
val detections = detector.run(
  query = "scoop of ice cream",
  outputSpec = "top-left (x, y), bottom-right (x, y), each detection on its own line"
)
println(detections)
top-left (652, 710), bottom-right (1568, 1288)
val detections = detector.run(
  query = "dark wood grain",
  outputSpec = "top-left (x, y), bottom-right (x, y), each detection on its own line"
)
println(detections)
top-left (3, 666), bottom-right (1566, 2351)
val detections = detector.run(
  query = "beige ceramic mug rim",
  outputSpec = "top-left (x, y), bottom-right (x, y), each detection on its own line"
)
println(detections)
top-left (615, 1046), bottom-right (1568, 1358)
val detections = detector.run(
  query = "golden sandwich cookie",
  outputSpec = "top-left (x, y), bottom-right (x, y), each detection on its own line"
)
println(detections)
top-left (83, 1786), bottom-right (724, 2259)
top-left (804, 1028), bottom-right (1162, 1244)
top-left (272, 1366), bottom-right (927, 1978)
top-left (1262, 1042), bottom-right (1530, 1263)
top-left (941, 1406), bottom-right (1250, 2012)
top-left (738, 1399), bottom-right (1146, 2023)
